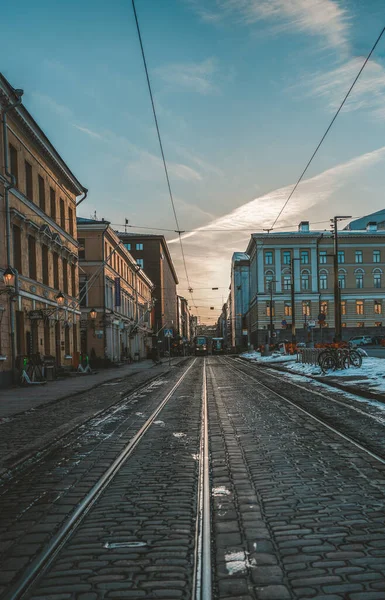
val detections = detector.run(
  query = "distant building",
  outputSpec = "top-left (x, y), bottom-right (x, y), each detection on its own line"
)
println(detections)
top-left (230, 253), bottom-right (250, 349)
top-left (0, 73), bottom-right (87, 387)
top-left (117, 232), bottom-right (178, 352)
top-left (177, 295), bottom-right (191, 341)
top-left (77, 219), bottom-right (154, 363)
top-left (246, 220), bottom-right (385, 345)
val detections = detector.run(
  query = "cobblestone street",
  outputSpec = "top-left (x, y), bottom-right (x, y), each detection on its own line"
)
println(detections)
top-left (1, 356), bottom-right (385, 599)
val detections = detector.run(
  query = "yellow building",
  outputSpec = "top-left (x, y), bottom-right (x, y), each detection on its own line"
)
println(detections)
top-left (0, 74), bottom-right (87, 386)
top-left (77, 218), bottom-right (154, 364)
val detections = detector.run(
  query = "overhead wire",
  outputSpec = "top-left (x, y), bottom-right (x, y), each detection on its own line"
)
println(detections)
top-left (131, 0), bottom-right (197, 314)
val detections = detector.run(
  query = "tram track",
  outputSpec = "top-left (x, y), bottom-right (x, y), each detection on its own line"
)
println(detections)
top-left (4, 357), bottom-right (214, 600)
top-left (224, 356), bottom-right (385, 467)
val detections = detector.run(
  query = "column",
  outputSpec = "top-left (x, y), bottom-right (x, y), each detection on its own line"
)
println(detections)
top-left (257, 243), bottom-right (264, 294)
top-left (293, 248), bottom-right (300, 292)
top-left (311, 247), bottom-right (318, 292)
top-left (275, 248), bottom-right (281, 292)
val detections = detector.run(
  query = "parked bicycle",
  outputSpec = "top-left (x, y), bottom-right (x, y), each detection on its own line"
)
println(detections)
top-left (318, 346), bottom-right (362, 373)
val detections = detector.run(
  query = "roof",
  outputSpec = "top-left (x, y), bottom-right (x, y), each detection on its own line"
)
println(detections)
top-left (0, 73), bottom-right (87, 196)
top-left (344, 209), bottom-right (385, 230)
top-left (117, 231), bottom-right (179, 285)
top-left (77, 217), bottom-right (109, 225)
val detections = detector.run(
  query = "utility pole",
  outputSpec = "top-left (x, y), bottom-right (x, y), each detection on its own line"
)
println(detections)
top-left (331, 216), bottom-right (351, 342)
top-left (268, 281), bottom-right (274, 346)
top-left (291, 258), bottom-right (297, 345)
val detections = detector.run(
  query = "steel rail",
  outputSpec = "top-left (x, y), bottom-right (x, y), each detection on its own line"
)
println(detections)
top-left (223, 357), bottom-right (385, 466)
top-left (233, 357), bottom-right (385, 425)
top-left (192, 357), bottom-right (212, 600)
top-left (6, 358), bottom-right (197, 600)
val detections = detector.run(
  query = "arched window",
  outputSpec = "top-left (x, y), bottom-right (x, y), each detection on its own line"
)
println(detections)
top-left (338, 269), bottom-right (346, 289)
top-left (373, 268), bottom-right (382, 289)
top-left (265, 269), bottom-right (274, 290)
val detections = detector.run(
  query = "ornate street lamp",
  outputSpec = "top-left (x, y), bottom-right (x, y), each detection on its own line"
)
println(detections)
top-left (56, 291), bottom-right (65, 307)
top-left (89, 308), bottom-right (97, 320)
top-left (3, 267), bottom-right (16, 288)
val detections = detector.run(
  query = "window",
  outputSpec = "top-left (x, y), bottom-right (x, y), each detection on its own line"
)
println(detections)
top-left (9, 144), bottom-right (18, 184)
top-left (13, 225), bottom-right (22, 274)
top-left (283, 275), bottom-right (291, 290)
top-left (124, 243), bottom-right (131, 251)
top-left (42, 245), bottom-right (49, 285)
top-left (301, 271), bottom-right (309, 290)
top-left (319, 250), bottom-right (327, 264)
top-left (341, 300), bottom-right (346, 315)
top-left (301, 250), bottom-right (309, 264)
top-left (50, 188), bottom-right (56, 220)
top-left (265, 251), bottom-right (273, 265)
top-left (266, 302), bottom-right (275, 317)
top-left (71, 264), bottom-right (76, 297)
top-left (60, 198), bottom-right (66, 230)
top-left (283, 251), bottom-right (291, 265)
top-left (337, 251), bottom-right (345, 264)
top-left (78, 238), bottom-right (85, 260)
top-left (28, 236), bottom-right (37, 280)
top-left (355, 250), bottom-right (363, 263)
top-left (65, 326), bottom-right (70, 356)
top-left (357, 322), bottom-right (365, 328)
top-left (320, 272), bottom-right (328, 290)
top-left (284, 302), bottom-right (292, 316)
top-left (356, 300), bottom-right (364, 315)
top-left (342, 322), bottom-right (347, 328)
top-left (68, 207), bottom-right (74, 236)
top-left (38, 175), bottom-right (46, 211)
top-left (320, 301), bottom-right (328, 315)
top-left (374, 272), bottom-right (382, 289)
top-left (137, 258), bottom-right (144, 269)
top-left (375, 322), bottom-right (382, 327)
top-left (62, 258), bottom-right (68, 294)
top-left (136, 243), bottom-right (143, 250)
top-left (374, 300), bottom-right (382, 315)
top-left (338, 272), bottom-right (346, 289)
top-left (53, 252), bottom-right (59, 289)
top-left (25, 161), bottom-right (33, 201)
top-left (302, 301), bottom-right (311, 316)
top-left (44, 322), bottom-right (51, 355)
top-left (356, 271), bottom-right (364, 289)
top-left (373, 250), bottom-right (381, 263)
top-left (265, 272), bottom-right (274, 289)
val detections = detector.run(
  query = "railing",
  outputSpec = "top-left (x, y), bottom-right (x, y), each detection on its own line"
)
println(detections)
top-left (297, 348), bottom-right (324, 365)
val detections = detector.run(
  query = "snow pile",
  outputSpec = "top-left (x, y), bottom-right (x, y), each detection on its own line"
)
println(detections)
top-left (240, 351), bottom-right (296, 364)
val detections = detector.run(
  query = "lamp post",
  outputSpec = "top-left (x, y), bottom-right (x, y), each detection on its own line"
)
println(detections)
top-left (331, 216), bottom-right (351, 342)
top-left (290, 257), bottom-right (302, 345)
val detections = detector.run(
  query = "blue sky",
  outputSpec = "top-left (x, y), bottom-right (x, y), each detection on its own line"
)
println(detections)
top-left (2, 0), bottom-right (385, 322)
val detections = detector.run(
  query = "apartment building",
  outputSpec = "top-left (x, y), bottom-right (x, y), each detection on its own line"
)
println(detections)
top-left (246, 220), bottom-right (385, 346)
top-left (117, 232), bottom-right (178, 352)
top-left (177, 295), bottom-right (191, 341)
top-left (77, 218), bottom-right (154, 363)
top-left (0, 74), bottom-right (87, 386)
top-left (230, 252), bottom-right (250, 349)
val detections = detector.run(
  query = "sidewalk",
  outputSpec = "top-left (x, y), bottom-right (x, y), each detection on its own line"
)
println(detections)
top-left (0, 358), bottom-right (185, 419)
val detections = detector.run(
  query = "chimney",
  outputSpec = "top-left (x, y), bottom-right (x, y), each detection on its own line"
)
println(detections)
top-left (366, 221), bottom-right (377, 232)
top-left (298, 221), bottom-right (310, 232)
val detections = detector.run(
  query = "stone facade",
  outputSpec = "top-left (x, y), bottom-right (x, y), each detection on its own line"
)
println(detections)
top-left (0, 74), bottom-right (87, 386)
top-left (246, 221), bottom-right (385, 346)
top-left (77, 219), bottom-right (154, 364)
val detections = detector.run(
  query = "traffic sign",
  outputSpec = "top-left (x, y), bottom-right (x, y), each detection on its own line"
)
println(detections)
top-left (308, 320), bottom-right (316, 327)
top-left (164, 329), bottom-right (173, 337)
top-left (281, 319), bottom-right (287, 326)
top-left (318, 313), bottom-right (326, 321)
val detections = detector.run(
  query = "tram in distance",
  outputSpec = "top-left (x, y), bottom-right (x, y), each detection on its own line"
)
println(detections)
top-left (194, 336), bottom-right (209, 356)
top-left (212, 337), bottom-right (225, 354)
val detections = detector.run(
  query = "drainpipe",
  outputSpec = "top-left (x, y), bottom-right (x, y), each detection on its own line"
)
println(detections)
top-left (76, 188), bottom-right (88, 208)
top-left (1, 88), bottom-right (23, 382)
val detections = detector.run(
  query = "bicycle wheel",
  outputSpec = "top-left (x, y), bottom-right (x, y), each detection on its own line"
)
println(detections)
top-left (349, 350), bottom-right (362, 368)
top-left (319, 352), bottom-right (337, 373)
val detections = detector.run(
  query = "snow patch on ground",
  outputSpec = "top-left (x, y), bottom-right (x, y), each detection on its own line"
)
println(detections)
top-left (241, 351), bottom-right (296, 364)
top-left (173, 432), bottom-right (186, 438)
top-left (225, 550), bottom-right (257, 575)
top-left (154, 420), bottom-right (165, 427)
top-left (212, 486), bottom-right (231, 497)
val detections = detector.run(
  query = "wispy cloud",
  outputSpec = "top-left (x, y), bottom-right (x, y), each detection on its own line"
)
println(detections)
top-left (305, 57), bottom-right (385, 119)
top-left (73, 124), bottom-right (104, 139)
top-left (188, 0), bottom-right (349, 50)
top-left (169, 145), bottom-right (385, 243)
top-left (155, 57), bottom-right (219, 94)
